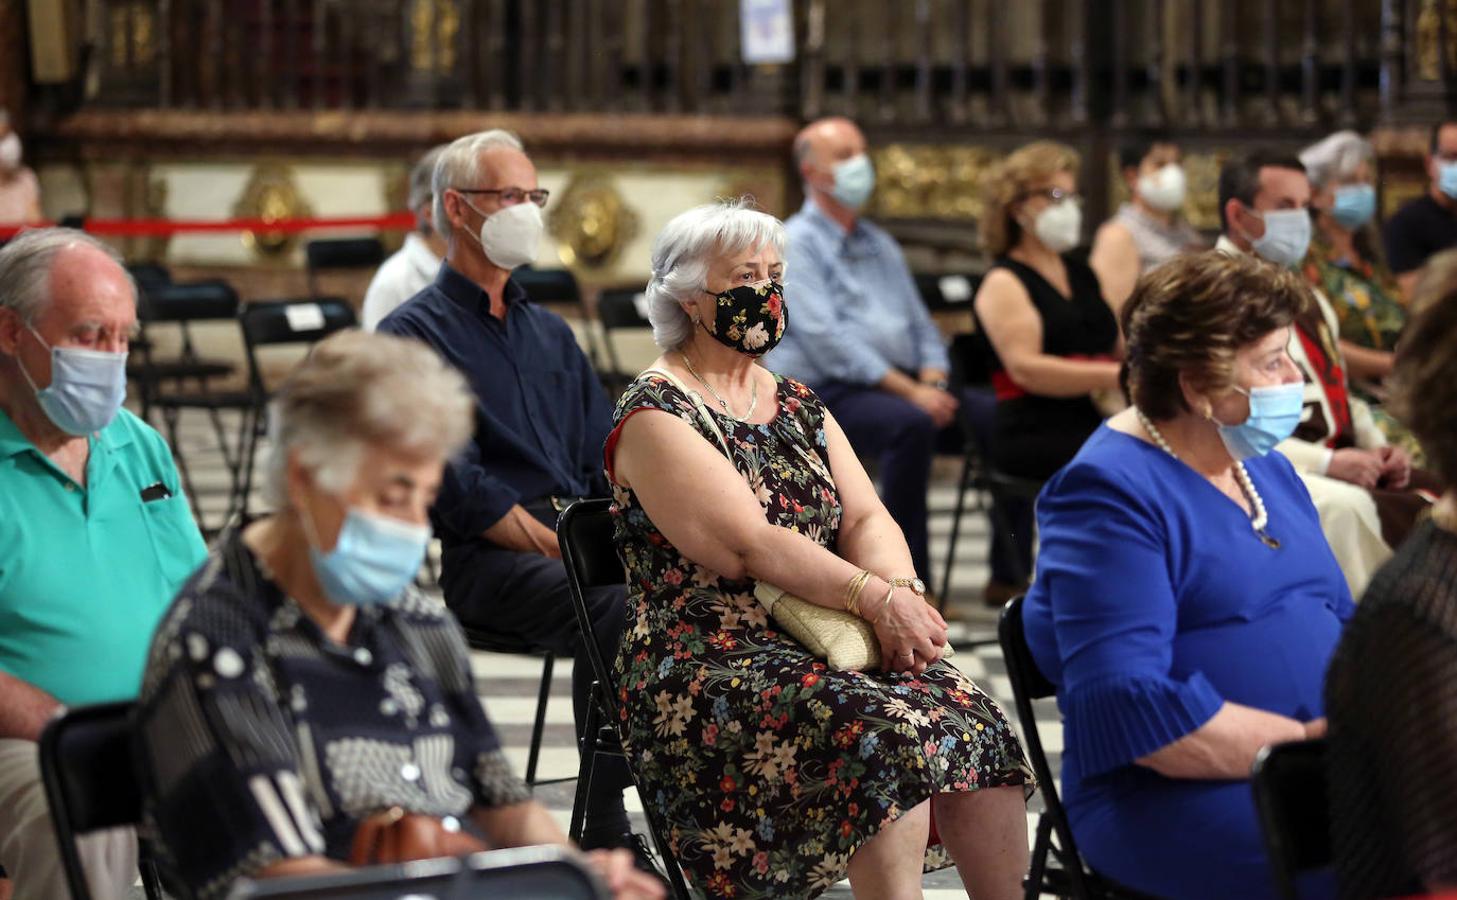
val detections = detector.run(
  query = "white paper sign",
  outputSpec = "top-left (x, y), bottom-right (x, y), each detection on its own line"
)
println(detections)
top-left (631, 292), bottom-right (650, 322)
top-left (938, 275), bottom-right (973, 304)
top-left (284, 303), bottom-right (326, 332)
top-left (740, 0), bottom-right (795, 65)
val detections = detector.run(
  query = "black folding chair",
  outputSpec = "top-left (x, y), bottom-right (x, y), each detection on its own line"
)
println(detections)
top-left (557, 499), bottom-right (691, 899)
top-left (1252, 738), bottom-right (1331, 900)
top-left (232, 845), bottom-right (606, 898)
top-left (304, 237), bottom-right (385, 300)
top-left (132, 279), bottom-right (252, 530)
top-left (514, 267), bottom-right (606, 369)
top-left (38, 702), bottom-right (164, 900)
top-left (460, 627), bottom-right (568, 791)
top-left (235, 299), bottom-right (358, 519)
top-left (596, 286), bottom-right (652, 396)
top-left (998, 597), bottom-right (1158, 900)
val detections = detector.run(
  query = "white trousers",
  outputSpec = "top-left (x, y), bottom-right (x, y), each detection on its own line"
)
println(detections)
top-left (1298, 472), bottom-right (1393, 600)
top-left (0, 739), bottom-right (137, 900)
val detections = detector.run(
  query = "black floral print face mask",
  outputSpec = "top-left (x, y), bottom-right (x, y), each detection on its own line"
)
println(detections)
top-left (698, 280), bottom-right (788, 357)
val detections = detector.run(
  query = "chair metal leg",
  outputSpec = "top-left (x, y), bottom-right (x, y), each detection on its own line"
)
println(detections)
top-left (1025, 813), bottom-right (1053, 900)
top-left (938, 452), bottom-right (977, 610)
top-left (162, 406), bottom-right (206, 528)
top-left (524, 652), bottom-right (555, 788)
top-left (568, 694), bottom-right (600, 842)
top-left (140, 854), bottom-right (165, 900)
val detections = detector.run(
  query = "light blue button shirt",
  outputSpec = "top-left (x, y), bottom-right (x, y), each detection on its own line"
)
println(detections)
top-left (766, 199), bottom-right (949, 387)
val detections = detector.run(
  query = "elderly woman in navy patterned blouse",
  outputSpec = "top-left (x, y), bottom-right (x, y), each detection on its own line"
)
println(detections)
top-left (132, 331), bottom-right (662, 900)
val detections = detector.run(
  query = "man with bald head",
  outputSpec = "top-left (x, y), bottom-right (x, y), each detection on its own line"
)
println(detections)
top-left (377, 131), bottom-right (647, 870)
top-left (0, 228), bottom-right (206, 897)
top-left (767, 116), bottom-right (961, 585)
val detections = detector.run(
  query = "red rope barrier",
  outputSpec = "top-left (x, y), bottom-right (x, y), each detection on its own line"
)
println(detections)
top-left (0, 212), bottom-right (417, 240)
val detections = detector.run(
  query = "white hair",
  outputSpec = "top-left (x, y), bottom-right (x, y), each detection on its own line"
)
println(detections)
top-left (1299, 130), bottom-right (1375, 188)
top-left (430, 129), bottom-right (525, 240)
top-left (0, 227), bottom-right (134, 325)
top-left (409, 144), bottom-right (449, 233)
top-left (645, 198), bottom-right (786, 351)
top-left (264, 330), bottom-right (474, 510)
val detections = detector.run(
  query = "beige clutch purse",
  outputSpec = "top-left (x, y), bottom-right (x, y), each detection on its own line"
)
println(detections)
top-left (754, 582), bottom-right (954, 672)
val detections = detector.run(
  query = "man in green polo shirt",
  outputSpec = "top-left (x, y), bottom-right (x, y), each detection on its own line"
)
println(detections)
top-left (0, 228), bottom-right (206, 899)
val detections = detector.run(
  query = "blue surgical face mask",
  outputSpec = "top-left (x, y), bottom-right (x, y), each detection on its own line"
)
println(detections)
top-left (830, 153), bottom-right (875, 210)
top-left (1214, 382), bottom-right (1306, 461)
top-left (1248, 208), bottom-right (1313, 267)
top-left (304, 503), bottom-right (431, 607)
top-left (1330, 184), bottom-right (1376, 230)
top-left (1439, 161), bottom-right (1457, 200)
top-left (17, 325), bottom-right (128, 436)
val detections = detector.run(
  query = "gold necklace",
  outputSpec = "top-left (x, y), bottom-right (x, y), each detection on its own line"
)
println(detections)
top-left (679, 351), bottom-right (758, 420)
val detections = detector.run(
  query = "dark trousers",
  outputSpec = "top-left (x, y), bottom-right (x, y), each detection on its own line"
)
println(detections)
top-left (816, 380), bottom-right (938, 578)
top-left (441, 538), bottom-right (633, 842)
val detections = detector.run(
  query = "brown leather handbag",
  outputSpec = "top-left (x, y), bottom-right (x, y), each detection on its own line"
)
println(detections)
top-left (348, 807), bottom-right (489, 866)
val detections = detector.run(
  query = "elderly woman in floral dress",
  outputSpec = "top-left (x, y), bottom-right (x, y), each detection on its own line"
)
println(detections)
top-left (603, 199), bottom-right (1034, 900)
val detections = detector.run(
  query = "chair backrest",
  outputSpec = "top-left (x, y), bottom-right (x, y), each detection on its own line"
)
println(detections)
top-left (597, 287), bottom-right (651, 332)
top-left (513, 266), bottom-right (582, 306)
top-left (238, 298), bottom-right (358, 398)
top-left (914, 271), bottom-right (982, 314)
top-left (232, 846), bottom-right (605, 899)
top-left (141, 279), bottom-right (241, 324)
top-left (127, 262), bottom-right (172, 294)
top-left (1252, 737), bottom-right (1331, 900)
top-left (39, 702), bottom-right (145, 900)
top-left (305, 237), bottom-right (385, 273)
top-left (557, 499), bottom-right (626, 713)
top-left (997, 595), bottom-right (1095, 893)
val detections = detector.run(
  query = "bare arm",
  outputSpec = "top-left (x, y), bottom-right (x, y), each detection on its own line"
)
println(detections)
top-left (482, 505), bottom-right (561, 559)
top-left (1339, 340), bottom-right (1395, 382)
top-left (974, 268), bottom-right (1122, 397)
top-left (1089, 221), bottom-right (1141, 316)
top-left (255, 858), bottom-right (349, 880)
top-left (612, 409), bottom-right (947, 670)
top-left (1136, 702), bottom-right (1317, 780)
top-left (0, 671), bottom-right (61, 741)
top-left (471, 799), bottom-right (568, 848)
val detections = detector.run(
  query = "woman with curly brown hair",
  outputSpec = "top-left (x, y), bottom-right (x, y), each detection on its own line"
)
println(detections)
top-left (1022, 251), bottom-right (1352, 899)
top-left (971, 141), bottom-right (1122, 602)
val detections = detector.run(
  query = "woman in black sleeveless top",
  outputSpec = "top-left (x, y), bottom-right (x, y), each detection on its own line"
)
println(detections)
top-left (973, 141), bottom-right (1121, 481)
top-left (970, 142), bottom-right (1122, 600)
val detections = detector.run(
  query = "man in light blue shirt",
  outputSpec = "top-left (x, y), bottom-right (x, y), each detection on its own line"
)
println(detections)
top-left (767, 117), bottom-right (961, 580)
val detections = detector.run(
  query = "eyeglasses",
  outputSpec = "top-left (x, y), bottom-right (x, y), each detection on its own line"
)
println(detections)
top-left (1018, 186), bottom-right (1082, 205)
top-left (454, 187), bottom-right (550, 207)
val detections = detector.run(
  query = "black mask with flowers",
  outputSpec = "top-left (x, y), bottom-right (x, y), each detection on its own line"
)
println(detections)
top-left (698, 280), bottom-right (787, 357)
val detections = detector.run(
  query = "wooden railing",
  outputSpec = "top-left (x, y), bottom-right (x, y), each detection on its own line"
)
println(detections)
top-left (77, 0), bottom-right (1452, 130)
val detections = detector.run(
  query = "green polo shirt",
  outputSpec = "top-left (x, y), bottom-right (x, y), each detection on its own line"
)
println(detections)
top-left (0, 407), bottom-right (207, 706)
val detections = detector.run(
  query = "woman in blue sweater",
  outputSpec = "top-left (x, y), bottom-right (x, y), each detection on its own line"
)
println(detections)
top-left (1022, 250), bottom-right (1353, 899)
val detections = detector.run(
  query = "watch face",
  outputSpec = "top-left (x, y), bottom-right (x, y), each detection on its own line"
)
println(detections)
top-left (912, 578), bottom-right (925, 594)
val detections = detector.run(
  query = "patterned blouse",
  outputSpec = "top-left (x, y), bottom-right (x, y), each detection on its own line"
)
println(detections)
top-left (132, 530), bottom-right (529, 900)
top-left (1302, 235), bottom-right (1407, 353)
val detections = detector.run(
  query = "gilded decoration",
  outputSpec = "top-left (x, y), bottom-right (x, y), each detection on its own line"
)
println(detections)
top-left (1416, 0), bottom-right (1457, 81)
top-left (108, 2), bottom-right (156, 68)
top-left (868, 144), bottom-right (1002, 221)
top-left (547, 174), bottom-right (640, 270)
top-left (410, 0), bottom-right (460, 73)
top-left (233, 164), bottom-right (314, 259)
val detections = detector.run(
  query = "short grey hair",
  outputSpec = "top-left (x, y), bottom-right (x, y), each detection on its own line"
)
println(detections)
top-left (0, 227), bottom-right (134, 325)
top-left (265, 330), bottom-right (475, 509)
top-left (1299, 130), bottom-right (1375, 188)
top-left (430, 129), bottom-right (526, 240)
top-left (645, 198), bottom-right (786, 351)
top-left (409, 144), bottom-right (449, 233)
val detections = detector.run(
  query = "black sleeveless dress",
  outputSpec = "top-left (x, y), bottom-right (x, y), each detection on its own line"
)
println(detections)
top-left (975, 255), bottom-right (1119, 480)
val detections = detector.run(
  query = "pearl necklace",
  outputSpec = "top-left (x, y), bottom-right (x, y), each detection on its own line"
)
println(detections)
top-left (680, 351), bottom-right (758, 420)
top-left (1135, 409), bottom-right (1280, 549)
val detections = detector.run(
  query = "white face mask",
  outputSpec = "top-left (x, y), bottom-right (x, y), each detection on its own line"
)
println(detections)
top-left (464, 199), bottom-right (543, 270)
top-left (1136, 163), bottom-right (1186, 212)
top-left (1032, 199), bottom-right (1082, 254)
top-left (0, 133), bottom-right (20, 170)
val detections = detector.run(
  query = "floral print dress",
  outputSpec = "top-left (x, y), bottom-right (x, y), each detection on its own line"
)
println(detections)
top-left (605, 372), bottom-right (1033, 899)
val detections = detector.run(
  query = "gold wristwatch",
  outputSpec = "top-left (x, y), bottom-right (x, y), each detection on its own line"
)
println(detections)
top-left (888, 577), bottom-right (925, 596)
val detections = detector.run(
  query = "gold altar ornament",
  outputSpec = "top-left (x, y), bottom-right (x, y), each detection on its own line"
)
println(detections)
top-left (548, 174), bottom-right (640, 270)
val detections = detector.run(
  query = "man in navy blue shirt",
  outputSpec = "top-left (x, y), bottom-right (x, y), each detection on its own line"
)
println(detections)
top-left (377, 129), bottom-right (639, 860)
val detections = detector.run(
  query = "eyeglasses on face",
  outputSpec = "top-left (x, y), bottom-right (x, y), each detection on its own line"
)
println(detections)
top-left (453, 187), bottom-right (550, 207)
top-left (1018, 186), bottom-right (1083, 205)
